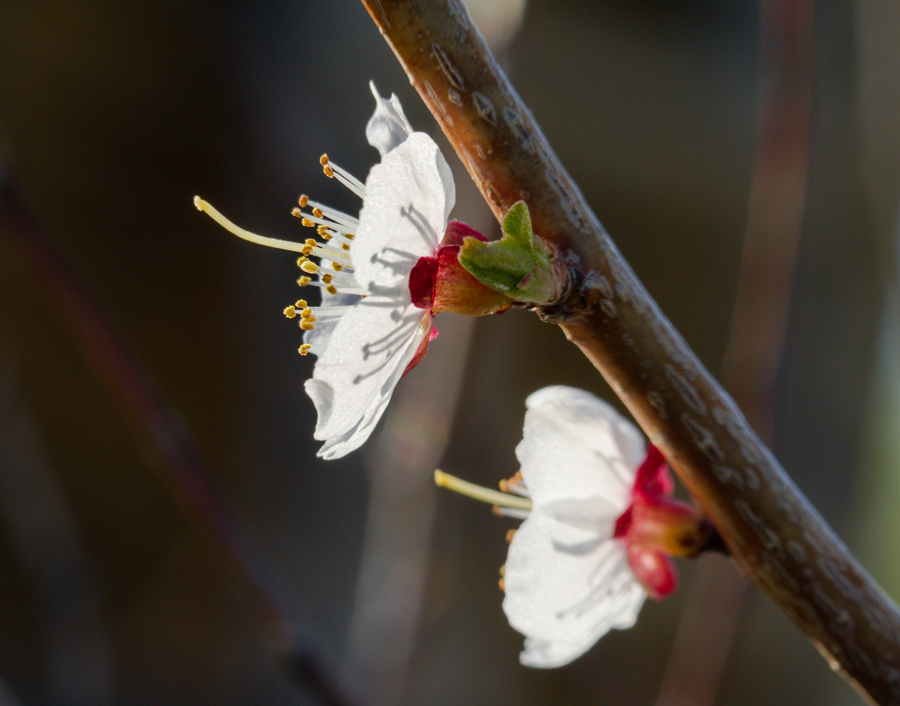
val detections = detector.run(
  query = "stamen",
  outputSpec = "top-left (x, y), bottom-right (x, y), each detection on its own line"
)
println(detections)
top-left (298, 276), bottom-right (312, 286)
top-left (491, 506), bottom-right (531, 520)
top-left (295, 299), bottom-right (308, 309)
top-left (326, 285), bottom-right (338, 295)
top-left (312, 207), bottom-right (324, 218)
top-left (303, 199), bottom-right (359, 229)
top-left (299, 343), bottom-right (311, 356)
top-left (283, 306), bottom-right (297, 319)
top-left (298, 195), bottom-right (309, 208)
top-left (319, 154), bottom-right (366, 198)
top-left (433, 470), bottom-right (532, 511)
top-left (194, 197), bottom-right (312, 254)
top-left (300, 320), bottom-right (315, 331)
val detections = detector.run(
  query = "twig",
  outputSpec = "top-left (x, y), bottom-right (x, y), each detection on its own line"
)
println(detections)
top-left (358, 1), bottom-right (900, 703)
top-left (0, 181), bottom-right (362, 706)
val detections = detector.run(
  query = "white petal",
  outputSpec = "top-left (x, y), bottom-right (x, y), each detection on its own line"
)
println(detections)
top-left (366, 81), bottom-right (414, 156)
top-left (304, 296), bottom-right (426, 457)
top-left (516, 386), bottom-right (645, 509)
top-left (502, 511), bottom-right (646, 668)
top-left (352, 132), bottom-right (455, 294)
top-left (303, 292), bottom-right (361, 355)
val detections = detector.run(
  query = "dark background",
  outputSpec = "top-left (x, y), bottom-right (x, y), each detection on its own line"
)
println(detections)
top-left (0, 0), bottom-right (898, 704)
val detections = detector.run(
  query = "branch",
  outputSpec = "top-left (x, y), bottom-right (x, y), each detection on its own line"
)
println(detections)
top-left (359, 1), bottom-right (900, 703)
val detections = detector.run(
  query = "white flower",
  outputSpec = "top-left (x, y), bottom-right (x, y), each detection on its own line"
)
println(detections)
top-left (195, 83), bottom-right (456, 459)
top-left (501, 385), bottom-right (649, 668)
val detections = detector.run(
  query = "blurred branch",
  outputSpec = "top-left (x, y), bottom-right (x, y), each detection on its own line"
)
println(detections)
top-left (0, 362), bottom-right (112, 706)
top-left (657, 0), bottom-right (815, 702)
top-left (0, 181), bottom-right (362, 706)
top-left (358, 1), bottom-right (900, 703)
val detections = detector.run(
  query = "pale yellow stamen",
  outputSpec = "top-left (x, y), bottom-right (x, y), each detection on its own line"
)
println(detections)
top-left (300, 320), bottom-right (315, 331)
top-left (295, 299), bottom-right (308, 309)
top-left (433, 470), bottom-right (532, 510)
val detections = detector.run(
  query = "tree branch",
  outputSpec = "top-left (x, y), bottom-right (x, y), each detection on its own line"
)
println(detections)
top-left (359, 1), bottom-right (900, 703)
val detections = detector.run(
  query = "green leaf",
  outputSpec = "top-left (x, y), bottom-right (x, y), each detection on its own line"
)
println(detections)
top-left (457, 201), bottom-right (559, 304)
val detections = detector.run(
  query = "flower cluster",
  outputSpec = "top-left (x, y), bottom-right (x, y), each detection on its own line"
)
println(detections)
top-left (197, 84), bottom-right (712, 671)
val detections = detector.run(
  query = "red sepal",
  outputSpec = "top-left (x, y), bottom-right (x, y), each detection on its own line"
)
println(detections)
top-left (403, 317), bottom-right (438, 377)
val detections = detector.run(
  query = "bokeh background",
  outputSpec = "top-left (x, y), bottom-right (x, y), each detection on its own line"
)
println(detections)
top-left (0, 0), bottom-right (898, 704)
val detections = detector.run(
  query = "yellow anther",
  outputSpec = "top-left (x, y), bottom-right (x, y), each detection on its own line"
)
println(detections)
top-left (298, 194), bottom-right (309, 207)
top-left (505, 529), bottom-right (516, 543)
top-left (300, 308), bottom-right (314, 319)
top-left (295, 299), bottom-right (308, 309)
top-left (341, 243), bottom-right (350, 251)
top-left (305, 238), bottom-right (317, 247)
top-left (319, 154), bottom-right (329, 166)
top-left (300, 260), bottom-right (319, 274)
top-left (301, 245), bottom-right (313, 256)
top-left (316, 224), bottom-right (329, 235)
top-left (345, 233), bottom-right (355, 240)
top-left (500, 564), bottom-right (506, 577)
top-left (312, 207), bottom-right (324, 219)
top-left (283, 306), bottom-right (297, 319)
top-left (298, 276), bottom-right (312, 287)
top-left (301, 218), bottom-right (315, 228)
top-left (331, 262), bottom-right (343, 272)
top-left (321, 273), bottom-right (333, 284)
top-left (300, 320), bottom-right (315, 331)
top-left (296, 256), bottom-right (308, 267)
top-left (299, 343), bottom-right (311, 356)
top-left (291, 207), bottom-right (302, 218)
top-left (323, 165), bottom-right (334, 178)
top-left (325, 285), bottom-right (338, 295)
top-left (498, 578), bottom-right (505, 592)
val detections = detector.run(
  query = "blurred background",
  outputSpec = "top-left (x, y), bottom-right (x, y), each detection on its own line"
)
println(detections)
top-left (0, 0), bottom-right (898, 704)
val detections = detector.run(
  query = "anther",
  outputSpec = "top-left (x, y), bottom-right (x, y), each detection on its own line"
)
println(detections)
top-left (506, 529), bottom-right (516, 543)
top-left (301, 245), bottom-right (313, 255)
top-left (300, 308), bottom-right (314, 319)
top-left (298, 194), bottom-right (309, 208)
top-left (319, 154), bottom-right (329, 166)
top-left (296, 257), bottom-right (308, 267)
top-left (299, 343), bottom-right (311, 356)
top-left (298, 276), bottom-right (312, 286)
top-left (291, 207), bottom-right (302, 218)
top-left (312, 208), bottom-right (324, 219)
top-left (300, 320), bottom-right (315, 331)
top-left (331, 262), bottom-right (343, 272)
top-left (321, 274), bottom-right (333, 284)
top-left (305, 239), bottom-right (317, 247)
top-left (345, 233), bottom-right (355, 240)
top-left (325, 285), bottom-right (338, 295)
top-left (283, 306), bottom-right (297, 319)
top-left (341, 243), bottom-right (350, 251)
top-left (498, 578), bottom-right (505, 592)
top-left (300, 261), bottom-right (319, 274)
top-left (295, 299), bottom-right (308, 309)
top-left (323, 165), bottom-right (334, 178)
top-left (301, 218), bottom-right (315, 228)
